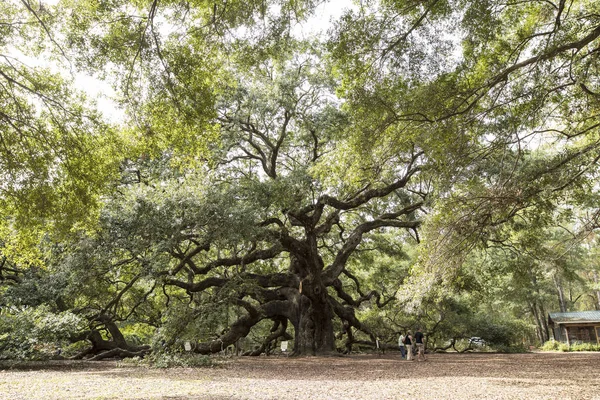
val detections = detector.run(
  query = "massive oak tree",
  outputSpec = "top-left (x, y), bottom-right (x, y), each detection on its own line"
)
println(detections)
top-left (56, 52), bottom-right (425, 356)
top-left (3, 0), bottom-right (600, 358)
top-left (20, 0), bottom-right (425, 356)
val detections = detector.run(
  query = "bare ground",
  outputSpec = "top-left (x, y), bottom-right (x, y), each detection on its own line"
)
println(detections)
top-left (1, 352), bottom-right (599, 399)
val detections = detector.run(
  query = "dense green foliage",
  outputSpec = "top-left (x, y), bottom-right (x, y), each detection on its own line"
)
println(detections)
top-left (1, 0), bottom-right (600, 360)
top-left (542, 340), bottom-right (600, 352)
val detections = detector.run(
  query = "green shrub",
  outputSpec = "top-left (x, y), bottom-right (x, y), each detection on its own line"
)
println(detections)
top-left (122, 323), bottom-right (155, 346)
top-left (0, 306), bottom-right (85, 360)
top-left (569, 342), bottom-right (600, 352)
top-left (541, 340), bottom-right (560, 351)
top-left (558, 343), bottom-right (570, 352)
top-left (541, 341), bottom-right (600, 352)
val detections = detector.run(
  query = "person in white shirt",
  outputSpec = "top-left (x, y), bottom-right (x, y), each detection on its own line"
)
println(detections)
top-left (398, 333), bottom-right (407, 359)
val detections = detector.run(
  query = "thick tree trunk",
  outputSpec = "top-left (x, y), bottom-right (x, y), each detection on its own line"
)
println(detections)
top-left (341, 320), bottom-right (354, 354)
top-left (293, 275), bottom-right (335, 355)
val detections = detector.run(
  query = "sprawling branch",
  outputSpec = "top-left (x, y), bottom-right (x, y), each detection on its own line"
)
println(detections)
top-left (323, 208), bottom-right (421, 283)
top-left (174, 244), bottom-right (283, 275)
top-left (243, 317), bottom-right (292, 356)
top-left (164, 276), bottom-right (227, 292)
top-left (0, 257), bottom-right (23, 284)
top-left (194, 303), bottom-right (262, 354)
top-left (72, 318), bottom-right (150, 361)
top-left (270, 109), bottom-right (291, 178)
top-left (330, 296), bottom-right (377, 344)
top-left (380, 0), bottom-right (440, 60)
top-left (220, 107), bottom-right (292, 179)
top-left (314, 210), bottom-right (341, 235)
top-left (243, 272), bottom-right (299, 289)
top-left (319, 161), bottom-right (422, 211)
top-left (342, 269), bottom-right (365, 297)
top-left (331, 279), bottom-right (395, 308)
top-left (19, 0), bottom-right (70, 62)
top-left (438, 23), bottom-right (600, 121)
top-left (99, 273), bottom-right (142, 319)
top-left (487, 24), bottom-right (600, 90)
top-left (169, 241), bottom-right (211, 275)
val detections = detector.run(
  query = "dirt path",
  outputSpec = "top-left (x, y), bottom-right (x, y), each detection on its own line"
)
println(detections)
top-left (1, 352), bottom-right (599, 399)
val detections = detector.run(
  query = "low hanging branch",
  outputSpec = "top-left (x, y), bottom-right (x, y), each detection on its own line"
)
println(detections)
top-left (194, 300), bottom-right (263, 354)
top-left (330, 297), bottom-right (378, 346)
top-left (433, 338), bottom-right (457, 353)
top-left (243, 318), bottom-right (292, 356)
top-left (70, 320), bottom-right (150, 360)
top-left (88, 347), bottom-right (150, 361)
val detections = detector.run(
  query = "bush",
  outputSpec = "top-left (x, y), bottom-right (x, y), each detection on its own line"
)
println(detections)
top-left (541, 340), bottom-right (560, 351)
top-left (569, 342), bottom-right (600, 352)
top-left (0, 306), bottom-right (85, 360)
top-left (541, 341), bottom-right (600, 352)
top-left (558, 343), bottom-right (570, 352)
top-left (122, 323), bottom-right (155, 346)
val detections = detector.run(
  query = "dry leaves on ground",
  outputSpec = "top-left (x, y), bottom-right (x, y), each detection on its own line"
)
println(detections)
top-left (0, 352), bottom-right (599, 399)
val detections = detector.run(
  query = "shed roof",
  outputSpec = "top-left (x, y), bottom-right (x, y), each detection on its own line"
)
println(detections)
top-left (548, 311), bottom-right (600, 324)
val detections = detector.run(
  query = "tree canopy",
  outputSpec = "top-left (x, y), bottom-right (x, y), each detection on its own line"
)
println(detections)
top-left (1, 0), bottom-right (600, 360)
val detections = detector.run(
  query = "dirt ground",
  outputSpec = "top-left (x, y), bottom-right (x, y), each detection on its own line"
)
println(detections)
top-left (1, 352), bottom-right (599, 399)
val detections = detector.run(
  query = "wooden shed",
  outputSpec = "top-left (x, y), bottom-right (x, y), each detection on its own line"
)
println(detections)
top-left (548, 311), bottom-right (600, 345)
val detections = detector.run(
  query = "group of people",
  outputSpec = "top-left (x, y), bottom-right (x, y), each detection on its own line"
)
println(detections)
top-left (398, 328), bottom-right (426, 361)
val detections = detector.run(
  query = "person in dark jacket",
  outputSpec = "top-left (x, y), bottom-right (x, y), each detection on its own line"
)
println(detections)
top-left (405, 331), bottom-right (413, 361)
top-left (414, 327), bottom-right (426, 361)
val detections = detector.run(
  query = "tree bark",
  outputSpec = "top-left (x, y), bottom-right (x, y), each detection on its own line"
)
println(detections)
top-left (243, 318), bottom-right (292, 356)
top-left (554, 274), bottom-right (567, 312)
top-left (293, 274), bottom-right (336, 355)
top-left (433, 338), bottom-right (456, 352)
top-left (76, 321), bottom-right (150, 360)
top-left (195, 305), bottom-right (262, 354)
top-left (88, 347), bottom-right (148, 361)
top-left (539, 303), bottom-right (550, 342)
top-left (530, 302), bottom-right (545, 343)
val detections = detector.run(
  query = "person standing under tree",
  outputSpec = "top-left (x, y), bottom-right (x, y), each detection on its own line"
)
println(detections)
top-left (398, 332), bottom-right (406, 359)
top-left (405, 331), bottom-right (413, 361)
top-left (415, 327), bottom-right (426, 361)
